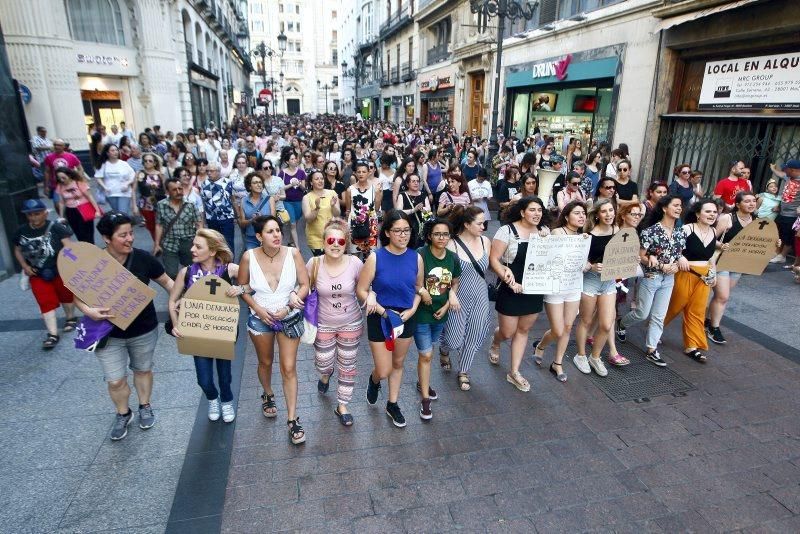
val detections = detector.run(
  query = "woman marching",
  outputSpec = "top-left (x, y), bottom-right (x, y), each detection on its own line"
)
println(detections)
top-left (616, 195), bottom-right (686, 366)
top-left (489, 196), bottom-right (550, 392)
top-left (136, 153), bottom-right (166, 240)
top-left (664, 199), bottom-right (719, 363)
top-left (356, 210), bottom-right (423, 428)
top-left (302, 169), bottom-right (341, 256)
top-left (440, 206), bottom-right (492, 391)
top-left (310, 219), bottom-right (364, 426)
top-left (237, 215), bottom-right (310, 444)
top-left (345, 160), bottom-right (382, 261)
top-left (169, 230), bottom-right (240, 422)
top-left (394, 173), bottom-right (431, 246)
top-left (55, 167), bottom-right (102, 243)
top-left (238, 172), bottom-right (275, 251)
top-left (532, 200), bottom-right (588, 382)
top-left (572, 199), bottom-right (619, 377)
top-left (413, 218), bottom-right (461, 420)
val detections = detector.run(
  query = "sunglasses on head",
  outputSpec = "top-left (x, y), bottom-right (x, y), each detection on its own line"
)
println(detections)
top-left (326, 236), bottom-right (346, 246)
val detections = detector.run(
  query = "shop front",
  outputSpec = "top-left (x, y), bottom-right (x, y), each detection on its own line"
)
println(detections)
top-left (419, 69), bottom-right (455, 126)
top-left (75, 49), bottom-right (138, 135)
top-left (504, 52), bottom-right (620, 151)
top-left (403, 94), bottom-right (415, 123)
top-left (391, 96), bottom-right (402, 123)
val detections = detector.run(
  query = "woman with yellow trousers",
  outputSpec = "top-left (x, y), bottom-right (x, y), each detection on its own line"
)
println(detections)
top-left (664, 199), bottom-right (719, 363)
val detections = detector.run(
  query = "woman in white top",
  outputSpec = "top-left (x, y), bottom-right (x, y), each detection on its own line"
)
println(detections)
top-left (96, 143), bottom-right (137, 215)
top-left (218, 150), bottom-right (233, 179)
top-left (237, 215), bottom-right (310, 445)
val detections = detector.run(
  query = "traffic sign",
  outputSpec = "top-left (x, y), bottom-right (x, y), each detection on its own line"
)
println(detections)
top-left (258, 88), bottom-right (272, 104)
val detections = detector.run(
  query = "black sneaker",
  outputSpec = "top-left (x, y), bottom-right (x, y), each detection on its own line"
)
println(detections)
top-left (366, 374), bottom-right (381, 405)
top-left (708, 327), bottom-right (727, 345)
top-left (386, 402), bottom-right (406, 427)
top-left (420, 398), bottom-right (432, 420)
top-left (110, 410), bottom-right (133, 441)
top-left (615, 318), bottom-right (627, 343)
top-left (416, 381), bottom-right (437, 400)
top-left (645, 350), bottom-right (667, 367)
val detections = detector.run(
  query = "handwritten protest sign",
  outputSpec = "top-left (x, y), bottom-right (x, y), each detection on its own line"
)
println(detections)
top-left (177, 274), bottom-right (240, 359)
top-left (716, 218), bottom-right (779, 275)
top-left (57, 242), bottom-right (156, 330)
top-left (522, 234), bottom-right (592, 295)
top-left (601, 229), bottom-right (641, 281)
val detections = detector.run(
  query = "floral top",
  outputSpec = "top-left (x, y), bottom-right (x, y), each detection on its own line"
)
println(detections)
top-left (640, 222), bottom-right (686, 274)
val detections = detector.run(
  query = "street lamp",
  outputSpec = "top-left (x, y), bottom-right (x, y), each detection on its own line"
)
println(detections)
top-left (317, 80), bottom-right (332, 114)
top-left (470, 0), bottom-right (537, 174)
top-left (341, 57), bottom-right (372, 119)
top-left (250, 30), bottom-right (287, 125)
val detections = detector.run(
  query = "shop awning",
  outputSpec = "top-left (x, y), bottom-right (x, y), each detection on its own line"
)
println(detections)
top-left (653, 0), bottom-right (764, 32)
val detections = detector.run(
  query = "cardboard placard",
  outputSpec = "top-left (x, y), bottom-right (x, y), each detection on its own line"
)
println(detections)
top-left (177, 274), bottom-right (240, 359)
top-left (601, 229), bottom-right (641, 281)
top-left (716, 218), bottom-right (779, 276)
top-left (522, 234), bottom-right (592, 295)
top-left (57, 242), bottom-right (156, 330)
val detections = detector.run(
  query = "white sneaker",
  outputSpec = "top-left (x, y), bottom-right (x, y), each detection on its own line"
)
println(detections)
top-left (573, 354), bottom-right (591, 374)
top-left (769, 254), bottom-right (786, 264)
top-left (221, 402), bottom-right (236, 423)
top-left (588, 356), bottom-right (608, 377)
top-left (208, 398), bottom-right (221, 421)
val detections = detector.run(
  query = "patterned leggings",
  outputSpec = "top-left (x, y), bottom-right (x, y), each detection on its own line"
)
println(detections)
top-left (314, 321), bottom-right (363, 405)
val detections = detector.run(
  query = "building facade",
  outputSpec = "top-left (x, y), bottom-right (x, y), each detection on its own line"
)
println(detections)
top-left (378, 1), bottom-right (417, 124)
top-left (1, 0), bottom-right (252, 151)
top-left (338, 0), bottom-right (384, 119)
top-left (415, 0), bottom-right (459, 129)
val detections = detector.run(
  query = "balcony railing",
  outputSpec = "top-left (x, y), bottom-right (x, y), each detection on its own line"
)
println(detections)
top-left (501, 0), bottom-right (628, 36)
top-left (426, 43), bottom-right (449, 66)
top-left (379, 4), bottom-right (412, 38)
top-left (391, 66), bottom-right (400, 84)
top-left (380, 73), bottom-right (391, 87)
top-left (401, 63), bottom-right (415, 81)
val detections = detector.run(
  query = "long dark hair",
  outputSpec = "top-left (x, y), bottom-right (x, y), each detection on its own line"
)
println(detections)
top-left (684, 198), bottom-right (717, 224)
top-left (99, 143), bottom-right (119, 165)
top-left (645, 194), bottom-right (681, 228)
top-left (378, 209), bottom-right (412, 247)
top-left (503, 196), bottom-right (549, 228)
top-left (554, 200), bottom-right (587, 229)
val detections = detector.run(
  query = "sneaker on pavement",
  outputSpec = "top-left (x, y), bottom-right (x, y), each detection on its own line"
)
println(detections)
top-left (708, 326), bottom-right (727, 345)
top-left (416, 381), bottom-right (437, 400)
top-left (221, 402), bottom-right (236, 423)
top-left (208, 398), bottom-right (221, 421)
top-left (419, 398), bottom-right (432, 420)
top-left (645, 350), bottom-right (667, 367)
top-left (769, 254), bottom-right (786, 264)
top-left (573, 354), bottom-right (591, 374)
top-left (615, 319), bottom-right (627, 342)
top-left (386, 402), bottom-right (406, 427)
top-left (138, 404), bottom-right (156, 430)
top-left (588, 356), bottom-right (609, 377)
top-left (110, 410), bottom-right (133, 441)
top-left (366, 374), bottom-right (381, 405)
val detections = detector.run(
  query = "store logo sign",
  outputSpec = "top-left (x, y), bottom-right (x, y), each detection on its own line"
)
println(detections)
top-left (429, 75), bottom-right (440, 92)
top-left (77, 54), bottom-right (129, 68)
top-left (533, 54), bottom-right (572, 81)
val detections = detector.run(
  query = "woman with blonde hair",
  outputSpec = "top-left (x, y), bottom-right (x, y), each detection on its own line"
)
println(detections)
top-left (308, 218), bottom-right (364, 426)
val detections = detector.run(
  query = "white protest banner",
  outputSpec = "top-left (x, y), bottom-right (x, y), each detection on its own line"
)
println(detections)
top-left (522, 234), bottom-right (591, 295)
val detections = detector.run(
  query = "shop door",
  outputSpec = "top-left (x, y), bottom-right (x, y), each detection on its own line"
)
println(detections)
top-left (469, 74), bottom-right (484, 135)
top-left (286, 99), bottom-right (301, 115)
top-left (653, 117), bottom-right (800, 194)
top-left (81, 90), bottom-right (123, 128)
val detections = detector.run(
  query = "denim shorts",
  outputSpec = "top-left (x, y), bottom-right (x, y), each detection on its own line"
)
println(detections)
top-left (247, 311), bottom-right (304, 339)
top-left (284, 200), bottom-right (303, 223)
top-left (582, 271), bottom-right (617, 296)
top-left (96, 328), bottom-right (158, 382)
top-left (717, 271), bottom-right (742, 282)
top-left (413, 322), bottom-right (445, 353)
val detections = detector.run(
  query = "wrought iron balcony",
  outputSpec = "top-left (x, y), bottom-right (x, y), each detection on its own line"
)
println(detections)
top-left (380, 73), bottom-right (391, 87)
top-left (401, 63), bottom-right (415, 82)
top-left (379, 4), bottom-right (413, 39)
top-left (426, 43), bottom-right (449, 66)
top-left (391, 66), bottom-right (400, 84)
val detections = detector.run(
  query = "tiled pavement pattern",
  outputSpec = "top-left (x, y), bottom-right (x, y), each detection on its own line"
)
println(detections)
top-left (222, 317), bottom-right (800, 533)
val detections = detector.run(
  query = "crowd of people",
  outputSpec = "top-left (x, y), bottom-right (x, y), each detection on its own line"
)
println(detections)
top-left (17, 114), bottom-right (798, 443)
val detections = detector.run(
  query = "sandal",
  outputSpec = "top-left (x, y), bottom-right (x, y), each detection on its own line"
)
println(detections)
top-left (457, 373), bottom-right (471, 391)
top-left (549, 363), bottom-right (567, 382)
top-left (261, 393), bottom-right (277, 418)
top-left (532, 338), bottom-right (545, 366)
top-left (506, 371), bottom-right (530, 392)
top-left (317, 374), bottom-right (330, 394)
top-left (439, 351), bottom-right (452, 371)
top-left (685, 349), bottom-right (707, 364)
top-left (334, 406), bottom-right (354, 426)
top-left (287, 418), bottom-right (306, 445)
top-left (489, 344), bottom-right (500, 365)
top-left (607, 353), bottom-right (630, 366)
top-left (63, 318), bottom-right (78, 332)
top-left (42, 334), bottom-right (60, 350)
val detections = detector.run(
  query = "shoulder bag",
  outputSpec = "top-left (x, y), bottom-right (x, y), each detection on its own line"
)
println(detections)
top-left (77, 183), bottom-right (103, 222)
top-left (454, 235), bottom-right (499, 301)
top-left (300, 257), bottom-right (320, 344)
top-left (159, 201), bottom-right (188, 249)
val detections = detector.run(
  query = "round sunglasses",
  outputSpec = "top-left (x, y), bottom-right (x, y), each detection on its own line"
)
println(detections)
top-left (326, 236), bottom-right (346, 246)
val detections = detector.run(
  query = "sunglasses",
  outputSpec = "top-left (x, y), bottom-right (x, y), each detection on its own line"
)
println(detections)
top-left (570, 181), bottom-right (581, 186)
top-left (680, 170), bottom-right (691, 174)
top-left (618, 168), bottom-right (630, 172)
top-left (603, 185), bottom-right (616, 190)
top-left (326, 236), bottom-right (346, 246)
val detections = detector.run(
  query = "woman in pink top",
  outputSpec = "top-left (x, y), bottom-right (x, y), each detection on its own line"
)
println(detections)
top-left (55, 166), bottom-right (101, 243)
top-left (436, 171), bottom-right (472, 217)
top-left (307, 218), bottom-right (364, 426)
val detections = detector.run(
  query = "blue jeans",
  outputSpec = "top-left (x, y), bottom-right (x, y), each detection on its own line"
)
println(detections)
top-left (193, 356), bottom-right (233, 402)
top-left (206, 218), bottom-right (236, 256)
top-left (107, 196), bottom-right (131, 214)
top-left (413, 322), bottom-right (445, 353)
top-left (621, 273), bottom-right (675, 350)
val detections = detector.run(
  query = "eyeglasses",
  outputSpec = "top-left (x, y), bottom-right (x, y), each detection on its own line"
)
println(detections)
top-left (628, 213), bottom-right (643, 218)
top-left (431, 232), bottom-right (450, 238)
top-left (326, 237), bottom-right (346, 246)
top-left (390, 228), bottom-right (412, 235)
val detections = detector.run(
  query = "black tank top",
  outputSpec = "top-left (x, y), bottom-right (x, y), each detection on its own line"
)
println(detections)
top-left (588, 232), bottom-right (614, 263)
top-left (683, 227), bottom-right (715, 261)
top-left (722, 214), bottom-right (748, 244)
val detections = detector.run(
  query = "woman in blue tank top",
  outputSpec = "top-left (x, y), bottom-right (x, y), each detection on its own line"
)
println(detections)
top-left (357, 210), bottom-right (423, 429)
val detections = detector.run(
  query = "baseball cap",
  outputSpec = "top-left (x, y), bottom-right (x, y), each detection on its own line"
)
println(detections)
top-left (783, 159), bottom-right (800, 170)
top-left (21, 199), bottom-right (47, 213)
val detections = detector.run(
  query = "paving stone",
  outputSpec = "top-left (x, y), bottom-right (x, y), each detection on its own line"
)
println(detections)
top-left (0, 467), bottom-right (86, 534)
top-left (767, 485), bottom-right (800, 514)
top-left (350, 513), bottom-right (404, 533)
top-left (400, 504), bottom-right (454, 533)
top-left (654, 510), bottom-right (716, 533)
top-left (696, 493), bottom-right (794, 531)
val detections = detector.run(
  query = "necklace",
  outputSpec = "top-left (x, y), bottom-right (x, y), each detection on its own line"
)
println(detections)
top-left (261, 246), bottom-right (281, 262)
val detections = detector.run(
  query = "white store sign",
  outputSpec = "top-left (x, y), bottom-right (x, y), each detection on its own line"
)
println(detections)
top-left (699, 52), bottom-right (800, 111)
